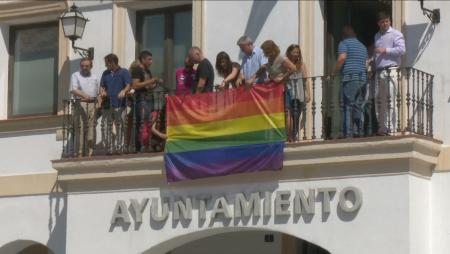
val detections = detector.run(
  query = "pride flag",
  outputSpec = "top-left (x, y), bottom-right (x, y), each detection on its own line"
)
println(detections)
top-left (164, 83), bottom-right (286, 182)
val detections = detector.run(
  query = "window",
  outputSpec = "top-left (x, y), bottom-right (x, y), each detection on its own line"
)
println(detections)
top-left (8, 22), bottom-right (59, 117)
top-left (137, 6), bottom-right (192, 91)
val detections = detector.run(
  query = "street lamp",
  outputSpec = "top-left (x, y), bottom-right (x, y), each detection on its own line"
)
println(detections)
top-left (59, 4), bottom-right (94, 59)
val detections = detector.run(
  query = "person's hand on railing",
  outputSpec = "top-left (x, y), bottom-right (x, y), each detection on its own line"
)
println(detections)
top-left (118, 90), bottom-right (127, 99)
top-left (96, 94), bottom-right (103, 109)
top-left (273, 76), bottom-right (284, 83)
top-left (305, 93), bottom-right (311, 103)
top-left (99, 88), bottom-right (107, 97)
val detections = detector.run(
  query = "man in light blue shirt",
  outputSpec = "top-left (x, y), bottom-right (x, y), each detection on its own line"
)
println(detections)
top-left (236, 35), bottom-right (268, 85)
top-left (373, 12), bottom-right (405, 135)
top-left (374, 14), bottom-right (405, 69)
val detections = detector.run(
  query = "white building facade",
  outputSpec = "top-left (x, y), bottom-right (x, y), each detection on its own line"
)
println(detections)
top-left (0, 1), bottom-right (449, 254)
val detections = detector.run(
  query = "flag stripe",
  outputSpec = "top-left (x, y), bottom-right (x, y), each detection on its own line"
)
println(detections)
top-left (165, 142), bottom-right (283, 182)
top-left (167, 112), bottom-right (285, 140)
top-left (166, 84), bottom-right (284, 115)
top-left (166, 128), bottom-right (286, 153)
top-left (164, 83), bottom-right (285, 182)
top-left (167, 97), bottom-right (283, 126)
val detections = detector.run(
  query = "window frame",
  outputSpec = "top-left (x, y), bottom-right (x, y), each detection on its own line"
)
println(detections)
top-left (136, 5), bottom-right (192, 91)
top-left (8, 21), bottom-right (59, 119)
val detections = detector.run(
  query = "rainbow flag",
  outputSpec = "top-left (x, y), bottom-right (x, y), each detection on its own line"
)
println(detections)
top-left (164, 83), bottom-right (286, 182)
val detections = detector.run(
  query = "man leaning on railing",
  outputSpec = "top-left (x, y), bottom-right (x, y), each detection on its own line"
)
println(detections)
top-left (69, 57), bottom-right (99, 157)
top-left (130, 50), bottom-right (163, 152)
top-left (99, 54), bottom-right (132, 154)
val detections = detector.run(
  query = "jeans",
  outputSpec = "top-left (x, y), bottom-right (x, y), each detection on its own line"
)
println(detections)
top-left (135, 98), bottom-right (153, 152)
top-left (101, 107), bottom-right (126, 153)
top-left (342, 80), bottom-right (366, 137)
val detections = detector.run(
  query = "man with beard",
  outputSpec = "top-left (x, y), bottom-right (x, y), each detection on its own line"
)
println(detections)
top-left (70, 57), bottom-right (99, 157)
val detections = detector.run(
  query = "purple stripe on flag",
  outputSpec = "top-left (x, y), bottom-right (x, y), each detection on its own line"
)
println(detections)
top-left (164, 142), bottom-right (284, 182)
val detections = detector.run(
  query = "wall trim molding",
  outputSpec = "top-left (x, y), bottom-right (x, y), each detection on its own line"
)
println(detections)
top-left (192, 0), bottom-right (204, 49)
top-left (0, 171), bottom-right (59, 197)
top-left (52, 136), bottom-right (442, 190)
top-left (0, 1), bottom-right (68, 22)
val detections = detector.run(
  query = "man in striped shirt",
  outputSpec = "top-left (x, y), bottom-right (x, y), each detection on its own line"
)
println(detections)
top-left (334, 25), bottom-right (368, 138)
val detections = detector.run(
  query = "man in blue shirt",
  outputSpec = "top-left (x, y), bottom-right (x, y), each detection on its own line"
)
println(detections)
top-left (237, 35), bottom-right (268, 86)
top-left (334, 25), bottom-right (368, 138)
top-left (100, 53), bottom-right (131, 153)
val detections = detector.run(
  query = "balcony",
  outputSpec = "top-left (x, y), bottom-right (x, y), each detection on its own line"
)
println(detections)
top-left (53, 67), bottom-right (441, 183)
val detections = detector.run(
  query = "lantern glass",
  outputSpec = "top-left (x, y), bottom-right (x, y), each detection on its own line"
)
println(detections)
top-left (60, 5), bottom-right (88, 40)
top-left (75, 18), bottom-right (86, 38)
top-left (61, 16), bottom-right (76, 38)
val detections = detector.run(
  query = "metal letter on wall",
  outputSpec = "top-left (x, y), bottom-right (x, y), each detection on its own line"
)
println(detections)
top-left (293, 189), bottom-right (315, 215)
top-left (275, 191), bottom-right (291, 216)
top-left (150, 197), bottom-right (169, 222)
top-left (111, 200), bottom-right (131, 224)
top-left (173, 197), bottom-right (193, 220)
top-left (317, 188), bottom-right (336, 213)
top-left (210, 196), bottom-right (232, 219)
top-left (338, 187), bottom-right (363, 212)
top-left (234, 192), bottom-right (261, 218)
top-left (130, 198), bottom-right (149, 223)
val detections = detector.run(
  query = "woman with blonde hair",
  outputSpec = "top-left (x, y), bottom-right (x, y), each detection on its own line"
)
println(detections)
top-left (246, 40), bottom-right (296, 85)
top-left (285, 44), bottom-right (311, 142)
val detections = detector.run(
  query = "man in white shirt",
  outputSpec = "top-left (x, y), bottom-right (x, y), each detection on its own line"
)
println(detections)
top-left (70, 58), bottom-right (99, 157)
top-left (373, 11), bottom-right (405, 135)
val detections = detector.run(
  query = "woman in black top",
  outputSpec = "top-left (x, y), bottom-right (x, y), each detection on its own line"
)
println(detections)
top-left (215, 51), bottom-right (243, 90)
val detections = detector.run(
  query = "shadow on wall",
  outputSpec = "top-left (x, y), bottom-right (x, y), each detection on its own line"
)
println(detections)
top-left (239, 0), bottom-right (277, 59)
top-left (405, 22), bottom-right (435, 66)
top-left (46, 183), bottom-right (68, 254)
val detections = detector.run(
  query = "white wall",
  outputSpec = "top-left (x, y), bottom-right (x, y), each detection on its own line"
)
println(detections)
top-left (0, 131), bottom-right (61, 175)
top-left (409, 175), bottom-right (431, 254)
top-left (404, 1), bottom-right (450, 143)
top-left (0, 24), bottom-right (8, 120)
top-left (70, 1), bottom-right (113, 78)
top-left (431, 171), bottom-right (450, 254)
top-left (63, 174), bottom-right (412, 254)
top-left (0, 194), bottom-right (67, 254)
top-left (204, 0), bottom-right (299, 68)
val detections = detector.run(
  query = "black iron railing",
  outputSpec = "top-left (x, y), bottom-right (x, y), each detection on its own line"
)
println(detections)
top-left (61, 67), bottom-right (434, 158)
top-left (62, 91), bottom-right (167, 158)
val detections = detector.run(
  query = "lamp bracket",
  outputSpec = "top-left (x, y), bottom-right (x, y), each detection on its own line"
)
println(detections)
top-left (71, 40), bottom-right (94, 59)
top-left (419, 0), bottom-right (440, 24)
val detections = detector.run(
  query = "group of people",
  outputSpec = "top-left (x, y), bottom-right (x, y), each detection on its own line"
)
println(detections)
top-left (69, 11), bottom-right (404, 157)
top-left (175, 38), bottom-right (312, 142)
top-left (333, 11), bottom-right (405, 138)
top-left (69, 52), bottom-right (167, 156)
